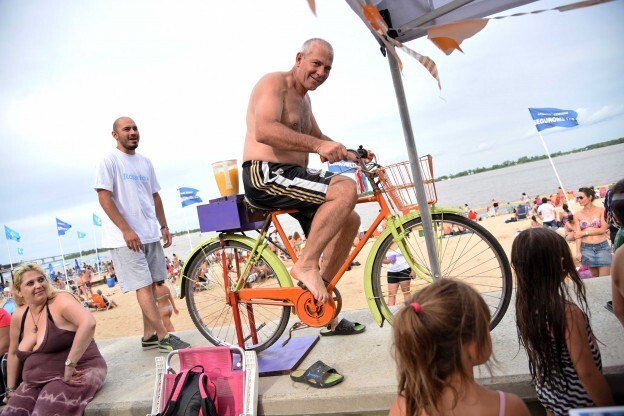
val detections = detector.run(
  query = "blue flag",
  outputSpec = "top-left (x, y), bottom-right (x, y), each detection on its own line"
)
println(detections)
top-left (56, 218), bottom-right (72, 236)
top-left (179, 187), bottom-right (203, 208)
top-left (528, 108), bottom-right (578, 132)
top-left (17, 248), bottom-right (23, 255)
top-left (327, 161), bottom-right (357, 173)
top-left (77, 231), bottom-right (86, 239)
top-left (93, 213), bottom-right (102, 226)
top-left (4, 225), bottom-right (20, 242)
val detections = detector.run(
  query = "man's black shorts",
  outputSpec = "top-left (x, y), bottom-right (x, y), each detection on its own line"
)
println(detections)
top-left (242, 160), bottom-right (335, 236)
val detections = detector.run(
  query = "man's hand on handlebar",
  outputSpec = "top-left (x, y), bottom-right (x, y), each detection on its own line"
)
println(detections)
top-left (316, 141), bottom-right (349, 163)
top-left (316, 141), bottom-right (374, 165)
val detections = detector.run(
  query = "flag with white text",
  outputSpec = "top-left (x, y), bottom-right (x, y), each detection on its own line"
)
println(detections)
top-left (327, 161), bottom-right (358, 173)
top-left (528, 108), bottom-right (578, 132)
top-left (17, 248), bottom-right (24, 255)
top-left (56, 218), bottom-right (72, 236)
top-left (77, 231), bottom-right (86, 239)
top-left (179, 187), bottom-right (203, 208)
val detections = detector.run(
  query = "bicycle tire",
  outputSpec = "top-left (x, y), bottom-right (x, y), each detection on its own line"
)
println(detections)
top-left (370, 213), bottom-right (512, 329)
top-left (184, 239), bottom-right (291, 352)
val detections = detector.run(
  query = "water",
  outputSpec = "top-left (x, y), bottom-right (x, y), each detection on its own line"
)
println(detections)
top-left (353, 144), bottom-right (623, 227)
top-left (169, 145), bottom-right (623, 239)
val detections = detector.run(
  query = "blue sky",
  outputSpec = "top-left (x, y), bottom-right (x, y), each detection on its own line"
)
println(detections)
top-left (1, 0), bottom-right (623, 264)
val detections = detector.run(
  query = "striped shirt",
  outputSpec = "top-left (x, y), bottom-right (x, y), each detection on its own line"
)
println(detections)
top-left (535, 309), bottom-right (602, 416)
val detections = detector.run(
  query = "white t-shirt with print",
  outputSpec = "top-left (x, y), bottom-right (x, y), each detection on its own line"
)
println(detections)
top-left (94, 149), bottom-right (162, 248)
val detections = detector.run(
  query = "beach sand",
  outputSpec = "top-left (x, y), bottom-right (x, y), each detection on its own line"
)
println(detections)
top-left (91, 201), bottom-right (586, 340)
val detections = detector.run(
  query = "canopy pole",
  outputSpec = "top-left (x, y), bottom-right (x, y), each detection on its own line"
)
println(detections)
top-left (387, 51), bottom-right (442, 280)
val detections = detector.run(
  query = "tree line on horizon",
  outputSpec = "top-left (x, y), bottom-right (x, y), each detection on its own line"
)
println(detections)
top-left (435, 137), bottom-right (623, 181)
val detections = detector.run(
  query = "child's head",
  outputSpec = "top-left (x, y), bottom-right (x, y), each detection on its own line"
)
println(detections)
top-left (96, 289), bottom-right (102, 295)
top-left (512, 228), bottom-right (581, 294)
top-left (392, 279), bottom-right (491, 416)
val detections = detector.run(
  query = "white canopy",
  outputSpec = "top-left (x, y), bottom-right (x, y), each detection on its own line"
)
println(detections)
top-left (345, 0), bottom-right (537, 43)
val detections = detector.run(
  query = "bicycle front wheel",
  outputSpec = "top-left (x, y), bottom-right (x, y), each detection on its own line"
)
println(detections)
top-left (370, 213), bottom-right (512, 329)
top-left (183, 239), bottom-right (291, 352)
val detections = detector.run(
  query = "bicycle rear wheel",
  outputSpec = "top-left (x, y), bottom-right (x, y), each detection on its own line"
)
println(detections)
top-left (370, 213), bottom-right (512, 329)
top-left (183, 239), bottom-right (290, 352)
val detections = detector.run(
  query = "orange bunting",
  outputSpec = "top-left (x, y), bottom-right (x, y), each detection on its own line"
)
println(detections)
top-left (359, 1), bottom-right (442, 89)
top-left (427, 19), bottom-right (489, 56)
top-left (361, 3), bottom-right (388, 33)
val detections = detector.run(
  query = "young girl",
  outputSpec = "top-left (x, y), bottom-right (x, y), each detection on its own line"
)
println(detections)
top-left (383, 242), bottom-right (412, 307)
top-left (155, 281), bottom-right (179, 332)
top-left (512, 228), bottom-right (613, 415)
top-left (390, 279), bottom-right (529, 416)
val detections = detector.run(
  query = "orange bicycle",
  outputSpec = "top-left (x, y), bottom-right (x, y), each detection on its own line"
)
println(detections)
top-left (179, 150), bottom-right (512, 352)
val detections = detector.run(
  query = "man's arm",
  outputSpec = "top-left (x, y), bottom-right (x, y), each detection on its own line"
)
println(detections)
top-left (97, 189), bottom-right (143, 252)
top-left (153, 192), bottom-right (172, 248)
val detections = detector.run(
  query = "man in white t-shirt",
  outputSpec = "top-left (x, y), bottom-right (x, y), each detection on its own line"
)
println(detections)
top-left (537, 197), bottom-right (558, 229)
top-left (94, 117), bottom-right (189, 353)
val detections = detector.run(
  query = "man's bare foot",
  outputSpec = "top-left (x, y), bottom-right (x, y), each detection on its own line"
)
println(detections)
top-left (291, 265), bottom-right (329, 304)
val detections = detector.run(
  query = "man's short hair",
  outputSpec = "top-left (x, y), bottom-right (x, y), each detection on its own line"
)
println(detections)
top-left (301, 38), bottom-right (333, 57)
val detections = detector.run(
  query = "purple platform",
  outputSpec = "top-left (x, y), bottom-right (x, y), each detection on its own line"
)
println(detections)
top-left (257, 335), bottom-right (320, 377)
top-left (197, 194), bottom-right (266, 233)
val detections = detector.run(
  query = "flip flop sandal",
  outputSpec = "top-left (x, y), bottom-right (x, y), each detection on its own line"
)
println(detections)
top-left (605, 300), bottom-right (614, 313)
top-left (290, 360), bottom-right (344, 388)
top-left (320, 318), bottom-right (366, 336)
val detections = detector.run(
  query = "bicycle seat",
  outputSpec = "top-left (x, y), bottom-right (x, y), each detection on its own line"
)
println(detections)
top-left (243, 196), bottom-right (277, 213)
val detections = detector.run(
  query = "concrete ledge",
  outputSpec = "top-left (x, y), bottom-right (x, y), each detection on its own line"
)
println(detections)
top-left (85, 276), bottom-right (623, 415)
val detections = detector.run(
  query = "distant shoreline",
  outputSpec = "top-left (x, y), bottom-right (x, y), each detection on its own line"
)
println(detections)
top-left (435, 137), bottom-right (623, 181)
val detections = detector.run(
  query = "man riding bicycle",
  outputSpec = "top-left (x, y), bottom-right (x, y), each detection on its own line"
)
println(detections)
top-left (242, 38), bottom-right (366, 336)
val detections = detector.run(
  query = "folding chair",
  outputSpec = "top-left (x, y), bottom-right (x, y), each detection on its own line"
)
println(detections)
top-left (149, 345), bottom-right (258, 416)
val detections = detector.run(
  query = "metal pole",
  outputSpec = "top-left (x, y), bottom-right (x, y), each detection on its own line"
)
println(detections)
top-left (387, 51), bottom-right (442, 280)
top-left (537, 131), bottom-right (571, 204)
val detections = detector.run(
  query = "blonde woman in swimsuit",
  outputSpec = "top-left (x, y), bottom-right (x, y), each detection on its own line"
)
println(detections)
top-left (154, 281), bottom-right (179, 332)
top-left (573, 187), bottom-right (611, 277)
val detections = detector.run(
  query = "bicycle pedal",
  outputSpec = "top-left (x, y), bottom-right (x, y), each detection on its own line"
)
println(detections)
top-left (281, 321), bottom-right (309, 347)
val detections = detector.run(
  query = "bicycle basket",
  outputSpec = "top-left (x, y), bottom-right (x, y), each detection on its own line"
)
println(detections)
top-left (377, 155), bottom-right (437, 213)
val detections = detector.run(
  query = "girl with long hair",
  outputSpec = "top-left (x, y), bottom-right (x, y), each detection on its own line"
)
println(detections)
top-left (390, 279), bottom-right (529, 416)
top-left (512, 228), bottom-right (613, 415)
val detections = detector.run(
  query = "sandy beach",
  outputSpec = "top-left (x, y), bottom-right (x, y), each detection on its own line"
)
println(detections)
top-left (91, 200), bottom-right (590, 341)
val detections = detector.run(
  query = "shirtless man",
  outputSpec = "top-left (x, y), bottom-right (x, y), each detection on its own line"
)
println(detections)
top-left (242, 39), bottom-right (365, 333)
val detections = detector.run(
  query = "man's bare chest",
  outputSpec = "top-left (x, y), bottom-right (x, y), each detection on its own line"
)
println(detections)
top-left (282, 94), bottom-right (312, 133)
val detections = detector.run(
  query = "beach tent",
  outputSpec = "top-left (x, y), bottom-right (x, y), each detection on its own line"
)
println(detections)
top-left (339, 0), bottom-right (538, 276)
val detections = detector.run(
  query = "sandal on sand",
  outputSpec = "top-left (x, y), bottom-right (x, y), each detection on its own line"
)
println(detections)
top-left (320, 318), bottom-right (366, 336)
top-left (290, 360), bottom-right (344, 388)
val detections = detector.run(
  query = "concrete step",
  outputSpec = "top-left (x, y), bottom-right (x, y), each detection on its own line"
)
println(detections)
top-left (85, 276), bottom-right (623, 415)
